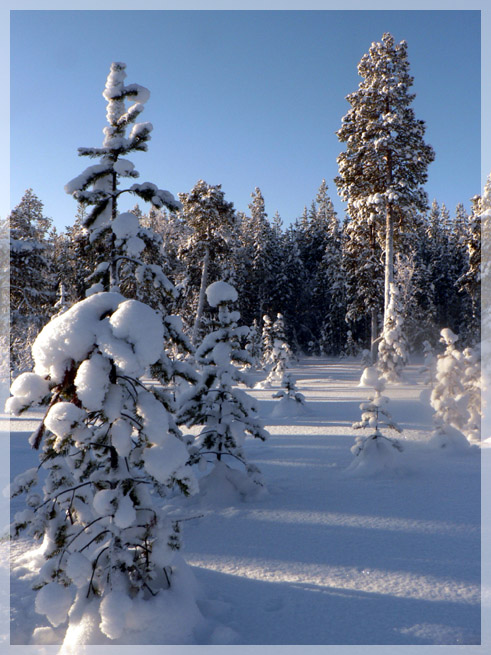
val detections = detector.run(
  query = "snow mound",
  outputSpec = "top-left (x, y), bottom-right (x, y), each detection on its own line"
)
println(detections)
top-left (271, 397), bottom-right (308, 418)
top-left (57, 557), bottom-right (205, 646)
top-left (206, 281), bottom-right (238, 308)
top-left (427, 425), bottom-right (474, 453)
top-left (198, 462), bottom-right (266, 505)
top-left (345, 434), bottom-right (404, 477)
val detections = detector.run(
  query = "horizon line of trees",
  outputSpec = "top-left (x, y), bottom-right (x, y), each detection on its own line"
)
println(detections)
top-left (5, 178), bottom-right (480, 377)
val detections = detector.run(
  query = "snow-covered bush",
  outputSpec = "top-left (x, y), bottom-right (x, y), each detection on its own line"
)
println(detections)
top-left (7, 292), bottom-right (198, 640)
top-left (419, 340), bottom-right (437, 385)
top-left (348, 366), bottom-right (403, 474)
top-left (271, 373), bottom-right (306, 418)
top-left (178, 281), bottom-right (268, 497)
top-left (429, 328), bottom-right (481, 447)
top-left (360, 349), bottom-right (372, 368)
top-left (377, 283), bottom-right (408, 382)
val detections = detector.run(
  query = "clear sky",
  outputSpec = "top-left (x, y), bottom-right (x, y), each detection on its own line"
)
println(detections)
top-left (9, 8), bottom-right (482, 231)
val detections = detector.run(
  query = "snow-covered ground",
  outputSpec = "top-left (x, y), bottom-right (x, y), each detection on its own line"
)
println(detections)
top-left (1, 358), bottom-right (485, 648)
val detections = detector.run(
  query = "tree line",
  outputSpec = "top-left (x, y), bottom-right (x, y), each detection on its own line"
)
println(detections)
top-left (7, 179), bottom-right (480, 377)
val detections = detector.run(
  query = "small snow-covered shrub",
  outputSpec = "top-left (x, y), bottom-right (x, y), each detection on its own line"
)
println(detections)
top-left (419, 340), bottom-right (437, 385)
top-left (429, 328), bottom-right (481, 447)
top-left (271, 374), bottom-right (306, 418)
top-left (348, 366), bottom-right (403, 474)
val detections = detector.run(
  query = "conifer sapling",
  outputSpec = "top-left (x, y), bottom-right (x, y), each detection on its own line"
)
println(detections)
top-left (348, 366), bottom-right (403, 473)
top-left (177, 281), bottom-right (268, 495)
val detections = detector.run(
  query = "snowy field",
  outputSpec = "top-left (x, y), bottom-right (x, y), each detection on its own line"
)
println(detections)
top-left (1, 357), bottom-right (483, 647)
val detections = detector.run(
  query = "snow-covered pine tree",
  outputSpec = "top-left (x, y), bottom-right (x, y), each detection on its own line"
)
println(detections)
top-left (53, 282), bottom-right (70, 317)
top-left (261, 314), bottom-right (275, 366)
top-left (63, 61), bottom-right (196, 407)
top-left (7, 62), bottom-right (202, 644)
top-left (177, 180), bottom-right (236, 343)
top-left (341, 210), bottom-right (384, 360)
top-left (481, 176), bottom-right (491, 395)
top-left (314, 180), bottom-right (347, 354)
top-left (0, 216), bottom-right (8, 379)
top-left (237, 188), bottom-right (283, 326)
top-left (9, 189), bottom-right (56, 375)
top-left (348, 366), bottom-right (403, 474)
top-left (377, 282), bottom-right (409, 382)
top-left (336, 33), bottom-right (434, 356)
top-left (279, 225), bottom-right (309, 350)
top-left (177, 281), bottom-right (268, 497)
top-left (265, 340), bottom-right (291, 385)
top-left (257, 314), bottom-right (292, 388)
top-left (244, 319), bottom-right (263, 369)
top-left (7, 294), bottom-right (198, 639)
top-left (272, 312), bottom-right (289, 346)
top-left (457, 196), bottom-right (481, 344)
top-left (393, 225), bottom-right (438, 351)
top-left (52, 204), bottom-right (95, 304)
top-left (424, 200), bottom-right (468, 339)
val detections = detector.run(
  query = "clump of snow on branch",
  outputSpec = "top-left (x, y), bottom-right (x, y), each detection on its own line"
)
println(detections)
top-left (205, 280), bottom-right (238, 308)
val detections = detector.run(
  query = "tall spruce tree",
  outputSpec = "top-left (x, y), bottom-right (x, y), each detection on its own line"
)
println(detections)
top-left (177, 180), bottom-right (236, 343)
top-left (458, 196), bottom-right (481, 344)
top-left (335, 32), bottom-right (434, 356)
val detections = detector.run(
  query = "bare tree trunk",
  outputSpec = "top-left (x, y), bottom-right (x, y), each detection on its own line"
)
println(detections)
top-left (371, 308), bottom-right (378, 362)
top-left (192, 244), bottom-right (210, 344)
top-left (384, 142), bottom-right (394, 322)
top-left (109, 171), bottom-right (120, 292)
top-left (384, 202), bottom-right (394, 318)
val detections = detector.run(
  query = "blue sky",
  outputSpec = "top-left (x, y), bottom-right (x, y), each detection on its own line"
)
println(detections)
top-left (9, 8), bottom-right (482, 231)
